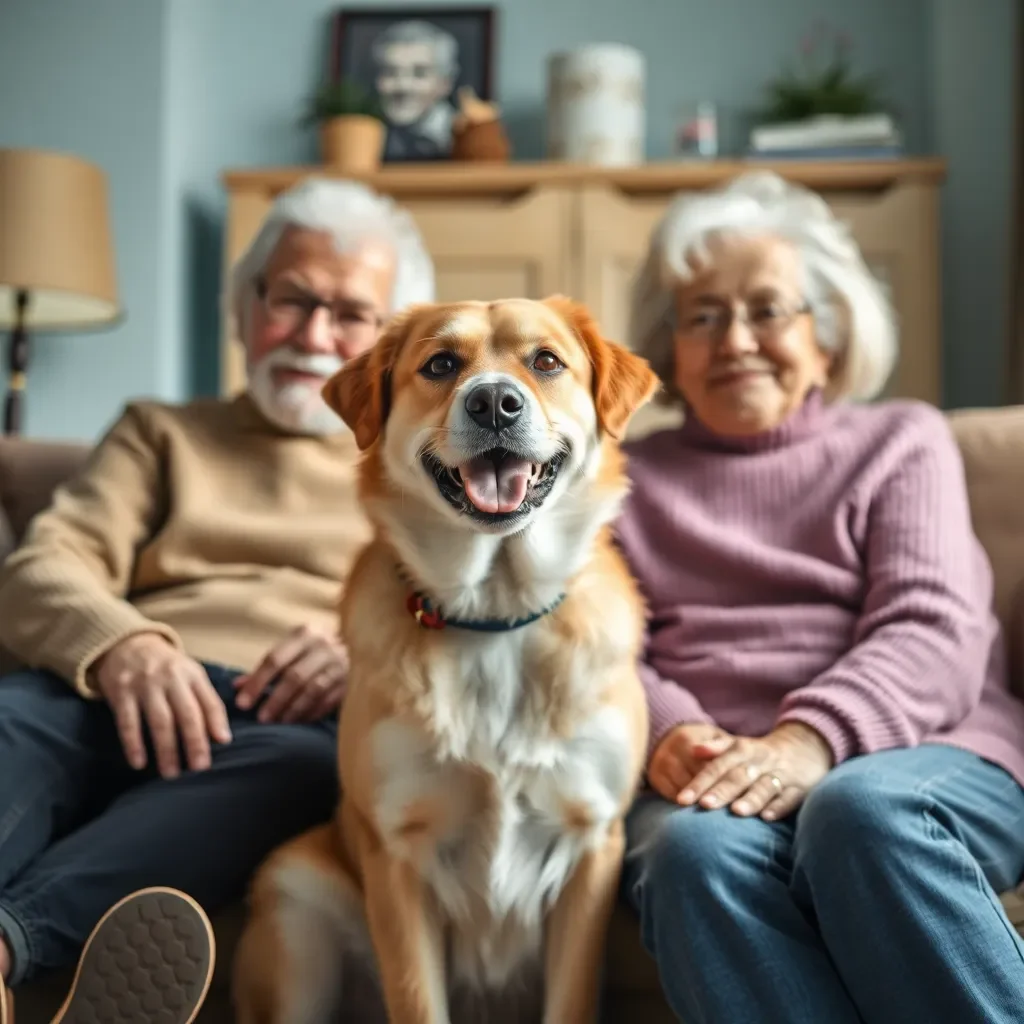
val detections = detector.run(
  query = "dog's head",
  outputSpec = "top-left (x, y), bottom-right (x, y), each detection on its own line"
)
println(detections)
top-left (322, 296), bottom-right (658, 534)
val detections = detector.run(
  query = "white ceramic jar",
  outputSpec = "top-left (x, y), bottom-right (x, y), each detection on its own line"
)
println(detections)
top-left (546, 44), bottom-right (646, 166)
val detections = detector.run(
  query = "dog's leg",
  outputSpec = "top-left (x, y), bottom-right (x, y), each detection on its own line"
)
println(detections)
top-left (356, 815), bottom-right (450, 1024)
top-left (541, 820), bottom-right (626, 1024)
top-left (233, 903), bottom-right (296, 1024)
top-left (233, 826), bottom-right (372, 1024)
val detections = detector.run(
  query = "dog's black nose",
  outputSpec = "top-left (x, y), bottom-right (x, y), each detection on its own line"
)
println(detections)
top-left (465, 382), bottom-right (524, 432)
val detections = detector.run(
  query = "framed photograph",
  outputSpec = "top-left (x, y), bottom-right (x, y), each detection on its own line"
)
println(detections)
top-left (330, 6), bottom-right (497, 162)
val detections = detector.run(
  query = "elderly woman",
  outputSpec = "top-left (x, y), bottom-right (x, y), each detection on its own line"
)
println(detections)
top-left (616, 171), bottom-right (1024, 1024)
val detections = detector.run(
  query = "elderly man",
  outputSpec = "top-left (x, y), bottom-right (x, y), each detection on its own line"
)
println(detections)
top-left (0, 176), bottom-right (434, 1020)
top-left (373, 18), bottom-right (459, 159)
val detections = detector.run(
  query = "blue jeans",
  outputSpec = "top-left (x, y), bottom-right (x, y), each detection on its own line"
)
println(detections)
top-left (623, 745), bottom-right (1024, 1024)
top-left (0, 664), bottom-right (338, 985)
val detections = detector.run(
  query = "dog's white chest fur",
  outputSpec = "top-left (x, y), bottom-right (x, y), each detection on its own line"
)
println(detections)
top-left (369, 630), bottom-right (632, 989)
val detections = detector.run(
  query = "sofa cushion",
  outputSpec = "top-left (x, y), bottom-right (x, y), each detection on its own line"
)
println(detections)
top-left (0, 439), bottom-right (91, 674)
top-left (948, 407), bottom-right (1024, 695)
top-left (0, 498), bottom-right (12, 568)
top-left (0, 438), bottom-right (90, 548)
top-left (948, 406), bottom-right (1024, 626)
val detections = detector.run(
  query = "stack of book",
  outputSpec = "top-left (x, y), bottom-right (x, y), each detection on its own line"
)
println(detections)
top-left (746, 113), bottom-right (902, 161)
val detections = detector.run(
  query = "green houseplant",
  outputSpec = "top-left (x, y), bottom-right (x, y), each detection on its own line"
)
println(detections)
top-left (303, 79), bottom-right (386, 173)
top-left (757, 24), bottom-right (888, 123)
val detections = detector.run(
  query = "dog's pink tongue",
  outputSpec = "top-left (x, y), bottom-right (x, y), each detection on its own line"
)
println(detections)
top-left (461, 455), bottom-right (531, 514)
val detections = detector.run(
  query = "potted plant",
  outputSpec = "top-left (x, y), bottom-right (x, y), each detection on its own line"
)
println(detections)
top-left (746, 23), bottom-right (899, 158)
top-left (758, 25), bottom-right (887, 123)
top-left (303, 79), bottom-right (386, 173)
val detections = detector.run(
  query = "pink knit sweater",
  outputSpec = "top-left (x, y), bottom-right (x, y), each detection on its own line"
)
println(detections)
top-left (616, 392), bottom-right (1024, 787)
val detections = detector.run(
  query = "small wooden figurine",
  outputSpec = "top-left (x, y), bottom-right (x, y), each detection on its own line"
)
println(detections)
top-left (451, 86), bottom-right (511, 162)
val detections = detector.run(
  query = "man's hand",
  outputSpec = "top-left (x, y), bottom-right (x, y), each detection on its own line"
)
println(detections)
top-left (93, 633), bottom-right (232, 778)
top-left (233, 625), bottom-right (348, 724)
top-left (647, 723), bottom-right (734, 803)
top-left (679, 722), bottom-right (834, 821)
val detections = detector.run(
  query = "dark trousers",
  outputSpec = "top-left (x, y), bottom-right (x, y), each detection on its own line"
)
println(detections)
top-left (0, 664), bottom-right (339, 985)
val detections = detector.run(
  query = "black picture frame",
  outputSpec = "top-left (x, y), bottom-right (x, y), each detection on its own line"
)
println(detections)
top-left (330, 6), bottom-right (497, 163)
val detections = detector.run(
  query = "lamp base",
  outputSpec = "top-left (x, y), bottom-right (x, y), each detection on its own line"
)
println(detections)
top-left (4, 290), bottom-right (29, 436)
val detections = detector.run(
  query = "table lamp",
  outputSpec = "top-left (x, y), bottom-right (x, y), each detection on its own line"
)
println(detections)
top-left (0, 148), bottom-right (121, 435)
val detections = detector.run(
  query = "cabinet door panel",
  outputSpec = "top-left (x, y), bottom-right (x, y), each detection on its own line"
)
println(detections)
top-left (576, 186), bottom-right (681, 438)
top-left (403, 187), bottom-right (574, 303)
top-left (221, 190), bottom-right (273, 397)
top-left (827, 184), bottom-right (941, 404)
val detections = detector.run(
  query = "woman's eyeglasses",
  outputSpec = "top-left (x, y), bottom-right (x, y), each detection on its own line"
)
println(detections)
top-left (671, 300), bottom-right (812, 343)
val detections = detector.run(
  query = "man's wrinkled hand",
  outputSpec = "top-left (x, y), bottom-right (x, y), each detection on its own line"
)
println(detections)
top-left (233, 625), bottom-right (348, 724)
top-left (646, 723), bottom-right (734, 804)
top-left (93, 632), bottom-right (232, 778)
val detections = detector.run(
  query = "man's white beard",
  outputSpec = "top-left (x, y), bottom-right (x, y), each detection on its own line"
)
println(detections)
top-left (247, 348), bottom-right (348, 436)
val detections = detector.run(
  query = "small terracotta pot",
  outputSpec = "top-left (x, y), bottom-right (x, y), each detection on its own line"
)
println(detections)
top-left (320, 116), bottom-right (385, 173)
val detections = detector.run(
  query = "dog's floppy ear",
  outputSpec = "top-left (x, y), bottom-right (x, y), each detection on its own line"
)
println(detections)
top-left (321, 305), bottom-right (424, 450)
top-left (542, 295), bottom-right (660, 440)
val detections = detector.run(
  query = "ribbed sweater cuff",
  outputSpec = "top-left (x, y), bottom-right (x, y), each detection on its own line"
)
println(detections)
top-left (641, 663), bottom-right (714, 762)
top-left (775, 705), bottom-right (859, 766)
top-left (58, 611), bottom-right (182, 697)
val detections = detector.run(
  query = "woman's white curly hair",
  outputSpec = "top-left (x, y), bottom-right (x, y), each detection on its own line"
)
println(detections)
top-left (629, 171), bottom-right (897, 402)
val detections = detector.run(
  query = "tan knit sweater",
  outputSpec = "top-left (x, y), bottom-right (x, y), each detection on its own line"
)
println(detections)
top-left (0, 394), bottom-right (371, 695)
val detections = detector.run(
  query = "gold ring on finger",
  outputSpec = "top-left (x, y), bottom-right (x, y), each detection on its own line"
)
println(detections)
top-left (769, 774), bottom-right (783, 791)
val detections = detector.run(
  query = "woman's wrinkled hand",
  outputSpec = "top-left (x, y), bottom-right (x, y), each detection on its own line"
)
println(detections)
top-left (646, 723), bottom-right (735, 803)
top-left (680, 722), bottom-right (835, 821)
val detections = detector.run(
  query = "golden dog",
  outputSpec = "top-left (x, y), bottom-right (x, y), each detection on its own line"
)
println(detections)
top-left (233, 296), bottom-right (658, 1023)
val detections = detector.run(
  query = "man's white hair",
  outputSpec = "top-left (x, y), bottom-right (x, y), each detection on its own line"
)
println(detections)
top-left (230, 176), bottom-right (435, 336)
top-left (629, 171), bottom-right (897, 402)
top-left (372, 19), bottom-right (459, 79)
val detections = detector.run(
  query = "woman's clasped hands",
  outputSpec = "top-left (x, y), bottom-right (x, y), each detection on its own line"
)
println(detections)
top-left (647, 721), bottom-right (834, 821)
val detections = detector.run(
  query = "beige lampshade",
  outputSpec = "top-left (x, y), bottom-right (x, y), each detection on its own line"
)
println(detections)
top-left (0, 147), bottom-right (120, 330)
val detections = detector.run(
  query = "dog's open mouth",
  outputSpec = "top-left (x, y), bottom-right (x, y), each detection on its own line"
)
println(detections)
top-left (422, 447), bottom-right (565, 521)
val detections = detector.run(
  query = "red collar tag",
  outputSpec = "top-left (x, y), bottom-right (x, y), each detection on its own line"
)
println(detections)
top-left (406, 592), bottom-right (446, 629)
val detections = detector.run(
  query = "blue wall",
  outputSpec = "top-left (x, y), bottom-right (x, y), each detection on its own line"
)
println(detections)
top-left (932, 0), bottom-right (1019, 412)
top-left (0, 0), bottom-right (1016, 438)
top-left (0, 0), bottom-right (173, 438)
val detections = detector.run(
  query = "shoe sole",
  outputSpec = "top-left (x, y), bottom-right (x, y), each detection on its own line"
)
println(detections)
top-left (52, 887), bottom-right (215, 1024)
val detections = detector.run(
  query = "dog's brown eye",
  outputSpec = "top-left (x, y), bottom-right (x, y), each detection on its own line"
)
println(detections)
top-left (420, 352), bottom-right (460, 379)
top-left (533, 351), bottom-right (563, 374)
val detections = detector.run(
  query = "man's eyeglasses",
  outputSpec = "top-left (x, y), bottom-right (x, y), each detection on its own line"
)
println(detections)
top-left (255, 278), bottom-right (383, 339)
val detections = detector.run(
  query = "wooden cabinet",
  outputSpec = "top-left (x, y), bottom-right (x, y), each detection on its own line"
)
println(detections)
top-left (402, 187), bottom-right (575, 302)
top-left (222, 158), bottom-right (946, 431)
